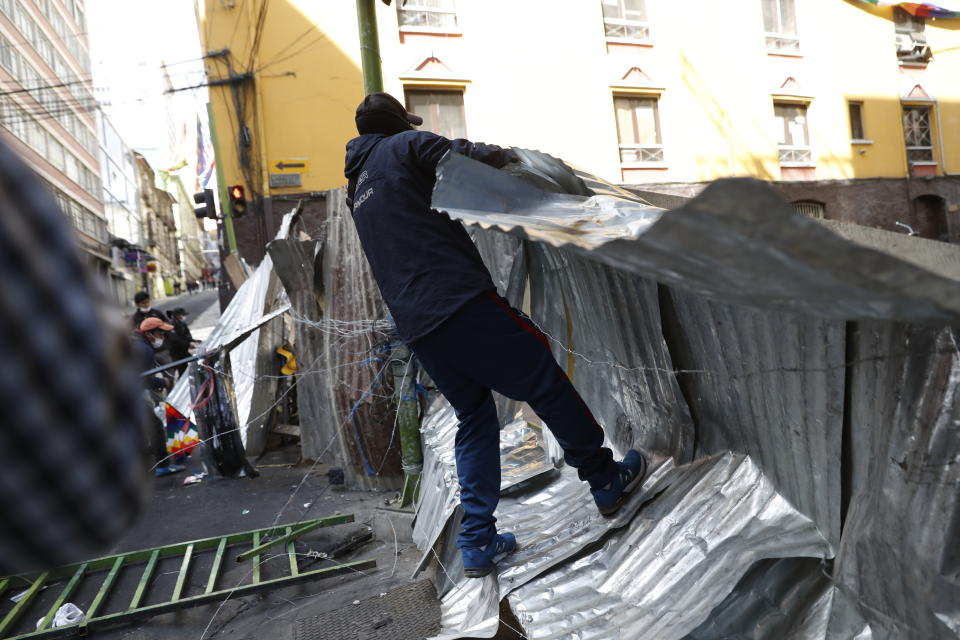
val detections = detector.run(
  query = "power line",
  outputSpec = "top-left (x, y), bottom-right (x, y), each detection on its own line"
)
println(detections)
top-left (256, 31), bottom-right (328, 73)
top-left (0, 77), bottom-right (94, 97)
top-left (255, 22), bottom-right (325, 72)
top-left (0, 67), bottom-right (209, 101)
top-left (247, 0), bottom-right (271, 72)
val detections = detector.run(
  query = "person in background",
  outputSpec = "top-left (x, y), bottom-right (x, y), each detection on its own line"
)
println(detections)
top-left (131, 317), bottom-right (181, 476)
top-left (131, 291), bottom-right (169, 329)
top-left (166, 307), bottom-right (194, 374)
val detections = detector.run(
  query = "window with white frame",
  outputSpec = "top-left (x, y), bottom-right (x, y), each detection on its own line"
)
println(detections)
top-left (405, 89), bottom-right (466, 140)
top-left (613, 95), bottom-right (663, 163)
top-left (774, 102), bottom-right (812, 164)
top-left (762, 0), bottom-right (799, 52)
top-left (602, 0), bottom-right (650, 42)
top-left (903, 105), bottom-right (934, 163)
top-left (397, 0), bottom-right (457, 31)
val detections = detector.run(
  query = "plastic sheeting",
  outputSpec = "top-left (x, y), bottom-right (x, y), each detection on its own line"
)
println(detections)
top-left (166, 212), bottom-right (292, 454)
top-left (406, 150), bottom-right (960, 639)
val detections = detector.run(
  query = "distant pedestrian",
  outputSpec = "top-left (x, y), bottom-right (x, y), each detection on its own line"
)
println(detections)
top-left (173, 281), bottom-right (182, 295)
top-left (131, 291), bottom-right (169, 329)
top-left (132, 317), bottom-right (181, 476)
top-left (166, 307), bottom-right (194, 374)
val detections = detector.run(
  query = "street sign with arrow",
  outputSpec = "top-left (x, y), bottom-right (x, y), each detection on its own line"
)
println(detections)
top-left (271, 158), bottom-right (309, 173)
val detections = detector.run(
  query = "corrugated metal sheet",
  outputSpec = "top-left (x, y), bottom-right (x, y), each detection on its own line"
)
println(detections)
top-left (663, 289), bottom-right (845, 549)
top-left (434, 151), bottom-right (960, 324)
top-left (836, 322), bottom-right (960, 639)
top-left (508, 453), bottom-right (832, 639)
top-left (405, 150), bottom-right (960, 639)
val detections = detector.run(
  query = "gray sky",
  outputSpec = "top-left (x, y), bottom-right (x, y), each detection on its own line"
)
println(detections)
top-left (86, 0), bottom-right (209, 169)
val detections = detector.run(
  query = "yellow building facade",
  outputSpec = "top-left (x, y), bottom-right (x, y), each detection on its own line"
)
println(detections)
top-left (195, 0), bottom-right (960, 208)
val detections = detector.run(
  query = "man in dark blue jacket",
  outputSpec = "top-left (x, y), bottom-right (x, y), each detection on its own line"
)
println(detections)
top-left (344, 93), bottom-right (647, 578)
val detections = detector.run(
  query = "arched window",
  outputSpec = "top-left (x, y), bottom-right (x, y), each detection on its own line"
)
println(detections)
top-left (791, 200), bottom-right (825, 219)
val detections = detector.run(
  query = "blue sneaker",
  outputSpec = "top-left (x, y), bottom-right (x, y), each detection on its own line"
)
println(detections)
top-left (591, 450), bottom-right (648, 517)
top-left (154, 464), bottom-right (185, 477)
top-left (462, 532), bottom-right (517, 578)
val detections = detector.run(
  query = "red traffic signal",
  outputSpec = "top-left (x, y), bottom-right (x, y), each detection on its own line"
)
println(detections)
top-left (229, 185), bottom-right (247, 218)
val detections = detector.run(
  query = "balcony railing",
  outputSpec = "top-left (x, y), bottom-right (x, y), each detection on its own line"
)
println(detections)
top-left (619, 144), bottom-right (664, 163)
top-left (778, 146), bottom-right (812, 165)
top-left (604, 18), bottom-right (651, 42)
top-left (766, 32), bottom-right (800, 52)
top-left (399, 6), bottom-right (457, 30)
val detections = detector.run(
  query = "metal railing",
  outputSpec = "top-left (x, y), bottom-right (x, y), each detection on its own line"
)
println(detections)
top-left (619, 143), bottom-right (664, 163)
top-left (778, 145), bottom-right (812, 165)
top-left (604, 18), bottom-right (651, 41)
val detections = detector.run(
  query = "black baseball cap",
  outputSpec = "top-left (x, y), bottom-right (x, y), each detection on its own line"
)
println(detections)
top-left (355, 92), bottom-right (424, 135)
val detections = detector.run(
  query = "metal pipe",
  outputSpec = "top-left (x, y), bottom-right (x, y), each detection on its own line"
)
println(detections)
top-left (390, 342), bottom-right (423, 506)
top-left (207, 102), bottom-right (238, 254)
top-left (934, 100), bottom-right (954, 175)
top-left (356, 0), bottom-right (384, 94)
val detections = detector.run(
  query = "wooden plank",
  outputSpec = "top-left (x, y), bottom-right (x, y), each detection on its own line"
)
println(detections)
top-left (37, 564), bottom-right (87, 631)
top-left (0, 572), bottom-right (49, 636)
top-left (85, 557), bottom-right (123, 620)
top-left (205, 538), bottom-right (227, 594)
top-left (128, 551), bottom-right (159, 610)
top-left (171, 544), bottom-right (194, 602)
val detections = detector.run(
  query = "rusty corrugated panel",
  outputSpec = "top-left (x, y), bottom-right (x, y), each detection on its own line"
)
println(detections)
top-left (320, 191), bottom-right (402, 488)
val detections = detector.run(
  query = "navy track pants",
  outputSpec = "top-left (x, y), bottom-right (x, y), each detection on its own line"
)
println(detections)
top-left (410, 290), bottom-right (615, 549)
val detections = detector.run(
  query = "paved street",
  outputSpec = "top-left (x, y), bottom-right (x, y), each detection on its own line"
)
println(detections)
top-left (155, 289), bottom-right (219, 342)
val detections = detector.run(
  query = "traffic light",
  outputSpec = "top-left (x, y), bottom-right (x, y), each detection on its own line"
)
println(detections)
top-left (193, 188), bottom-right (215, 219)
top-left (228, 185), bottom-right (247, 218)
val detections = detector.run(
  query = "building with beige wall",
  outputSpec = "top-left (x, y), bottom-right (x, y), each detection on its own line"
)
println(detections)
top-left (0, 0), bottom-right (111, 277)
top-left (134, 153), bottom-right (180, 298)
top-left (196, 0), bottom-right (960, 257)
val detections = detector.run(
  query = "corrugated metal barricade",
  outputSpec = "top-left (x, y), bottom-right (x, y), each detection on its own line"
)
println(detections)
top-left (267, 192), bottom-right (404, 490)
top-left (410, 149), bottom-right (960, 639)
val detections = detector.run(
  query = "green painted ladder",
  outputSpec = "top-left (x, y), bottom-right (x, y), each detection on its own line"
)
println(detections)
top-left (0, 514), bottom-right (375, 639)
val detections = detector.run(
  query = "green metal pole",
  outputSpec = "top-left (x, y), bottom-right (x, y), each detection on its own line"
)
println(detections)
top-left (356, 0), bottom-right (384, 94)
top-left (206, 102), bottom-right (238, 254)
top-left (391, 343), bottom-right (422, 506)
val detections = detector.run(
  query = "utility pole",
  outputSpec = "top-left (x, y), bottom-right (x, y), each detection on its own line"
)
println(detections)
top-left (355, 0), bottom-right (384, 94)
top-left (207, 103), bottom-right (237, 255)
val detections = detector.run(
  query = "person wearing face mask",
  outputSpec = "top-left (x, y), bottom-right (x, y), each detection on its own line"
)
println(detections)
top-left (131, 291), bottom-right (169, 329)
top-left (132, 317), bottom-right (181, 476)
